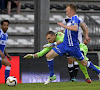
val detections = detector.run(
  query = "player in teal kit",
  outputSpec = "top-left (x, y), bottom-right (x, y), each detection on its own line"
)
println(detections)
top-left (0, 20), bottom-right (12, 82)
top-left (24, 31), bottom-right (64, 58)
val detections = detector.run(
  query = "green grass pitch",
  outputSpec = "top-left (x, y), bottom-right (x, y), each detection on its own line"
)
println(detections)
top-left (0, 81), bottom-right (100, 90)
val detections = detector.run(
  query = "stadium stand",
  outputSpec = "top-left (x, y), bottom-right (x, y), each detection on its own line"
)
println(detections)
top-left (0, 0), bottom-right (100, 53)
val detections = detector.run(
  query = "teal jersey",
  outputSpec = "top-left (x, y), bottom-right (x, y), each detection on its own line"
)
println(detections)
top-left (36, 32), bottom-right (64, 58)
top-left (36, 32), bottom-right (88, 59)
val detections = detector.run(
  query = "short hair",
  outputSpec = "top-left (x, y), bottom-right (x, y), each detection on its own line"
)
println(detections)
top-left (46, 31), bottom-right (55, 36)
top-left (1, 20), bottom-right (9, 25)
top-left (66, 4), bottom-right (77, 12)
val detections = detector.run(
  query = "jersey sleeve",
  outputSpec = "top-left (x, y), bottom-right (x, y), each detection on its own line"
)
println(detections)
top-left (56, 32), bottom-right (64, 42)
top-left (71, 16), bottom-right (79, 26)
top-left (36, 47), bottom-right (52, 58)
top-left (79, 18), bottom-right (84, 23)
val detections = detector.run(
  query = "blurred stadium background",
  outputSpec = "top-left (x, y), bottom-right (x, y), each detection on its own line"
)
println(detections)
top-left (0, 0), bottom-right (100, 83)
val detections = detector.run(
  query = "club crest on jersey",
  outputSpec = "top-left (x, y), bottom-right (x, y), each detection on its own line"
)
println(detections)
top-left (59, 33), bottom-right (63, 36)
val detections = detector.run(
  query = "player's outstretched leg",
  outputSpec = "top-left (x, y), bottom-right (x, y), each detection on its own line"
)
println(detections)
top-left (81, 60), bottom-right (100, 80)
top-left (94, 65), bottom-right (100, 70)
top-left (44, 59), bottom-right (56, 85)
top-left (94, 65), bottom-right (100, 80)
top-left (77, 61), bottom-right (92, 83)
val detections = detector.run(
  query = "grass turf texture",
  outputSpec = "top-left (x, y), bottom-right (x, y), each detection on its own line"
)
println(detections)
top-left (0, 81), bottom-right (100, 90)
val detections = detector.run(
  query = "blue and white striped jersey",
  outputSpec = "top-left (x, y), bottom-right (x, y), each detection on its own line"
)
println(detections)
top-left (61, 15), bottom-right (84, 44)
top-left (0, 29), bottom-right (8, 53)
top-left (62, 15), bottom-right (80, 46)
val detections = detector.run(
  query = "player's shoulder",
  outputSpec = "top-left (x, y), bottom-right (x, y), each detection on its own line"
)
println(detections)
top-left (56, 32), bottom-right (64, 36)
top-left (79, 17), bottom-right (84, 22)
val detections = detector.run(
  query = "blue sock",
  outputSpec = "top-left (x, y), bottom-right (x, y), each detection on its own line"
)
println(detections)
top-left (87, 61), bottom-right (100, 74)
top-left (47, 59), bottom-right (54, 77)
top-left (5, 66), bottom-right (11, 81)
top-left (0, 60), bottom-right (2, 68)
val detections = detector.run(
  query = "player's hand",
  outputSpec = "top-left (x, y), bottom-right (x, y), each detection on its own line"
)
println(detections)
top-left (6, 54), bottom-right (12, 61)
top-left (84, 37), bottom-right (90, 45)
top-left (7, 55), bottom-right (12, 61)
top-left (57, 22), bottom-right (65, 27)
top-left (23, 54), bottom-right (34, 58)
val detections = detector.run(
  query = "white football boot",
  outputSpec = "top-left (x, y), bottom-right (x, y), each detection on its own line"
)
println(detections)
top-left (44, 74), bottom-right (56, 85)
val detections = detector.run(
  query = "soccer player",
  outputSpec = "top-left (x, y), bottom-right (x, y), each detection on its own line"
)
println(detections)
top-left (43, 4), bottom-right (100, 84)
top-left (0, 20), bottom-right (12, 82)
top-left (60, 16), bottom-right (91, 82)
top-left (24, 31), bottom-right (64, 58)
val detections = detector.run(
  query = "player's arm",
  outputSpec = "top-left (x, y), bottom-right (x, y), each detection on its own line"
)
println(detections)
top-left (4, 49), bottom-right (12, 60)
top-left (24, 47), bottom-right (52, 58)
top-left (80, 22), bottom-right (90, 44)
top-left (57, 22), bottom-right (78, 31)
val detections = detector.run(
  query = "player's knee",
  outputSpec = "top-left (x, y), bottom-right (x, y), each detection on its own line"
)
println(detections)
top-left (81, 62), bottom-right (87, 67)
top-left (67, 58), bottom-right (73, 64)
top-left (46, 53), bottom-right (51, 59)
top-left (6, 62), bottom-right (11, 67)
top-left (68, 60), bottom-right (73, 64)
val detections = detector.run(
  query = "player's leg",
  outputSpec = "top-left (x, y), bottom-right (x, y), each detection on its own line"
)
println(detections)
top-left (73, 59), bottom-right (79, 80)
top-left (78, 44), bottom-right (92, 83)
top-left (2, 58), bottom-right (11, 82)
top-left (79, 59), bottom-right (100, 74)
top-left (72, 45), bottom-right (100, 78)
top-left (45, 49), bottom-right (59, 85)
top-left (45, 43), bottom-right (66, 85)
top-left (67, 57), bottom-right (76, 82)
top-left (77, 60), bottom-right (92, 83)
top-left (94, 65), bottom-right (100, 70)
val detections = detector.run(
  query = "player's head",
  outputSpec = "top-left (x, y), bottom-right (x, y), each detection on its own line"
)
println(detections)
top-left (66, 4), bottom-right (77, 18)
top-left (46, 31), bottom-right (56, 43)
top-left (1, 20), bottom-right (9, 33)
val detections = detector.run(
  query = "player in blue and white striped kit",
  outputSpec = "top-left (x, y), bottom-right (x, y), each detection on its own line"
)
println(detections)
top-left (0, 20), bottom-right (12, 82)
top-left (44, 4), bottom-right (100, 85)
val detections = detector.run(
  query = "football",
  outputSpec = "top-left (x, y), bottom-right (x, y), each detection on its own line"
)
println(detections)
top-left (6, 76), bottom-right (17, 86)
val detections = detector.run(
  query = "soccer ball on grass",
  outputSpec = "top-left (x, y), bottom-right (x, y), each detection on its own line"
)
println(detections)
top-left (6, 76), bottom-right (17, 86)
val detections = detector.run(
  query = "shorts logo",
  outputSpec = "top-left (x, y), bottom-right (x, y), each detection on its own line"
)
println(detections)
top-left (55, 47), bottom-right (61, 53)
